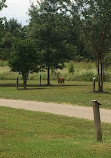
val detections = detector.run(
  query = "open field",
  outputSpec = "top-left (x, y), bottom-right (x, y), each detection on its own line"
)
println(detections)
top-left (0, 61), bottom-right (111, 158)
top-left (0, 61), bottom-right (111, 81)
top-left (0, 106), bottom-right (111, 158)
top-left (0, 59), bottom-right (111, 108)
top-left (0, 80), bottom-right (111, 108)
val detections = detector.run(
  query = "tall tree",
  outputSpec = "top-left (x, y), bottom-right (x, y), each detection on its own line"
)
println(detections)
top-left (71, 0), bottom-right (111, 92)
top-left (9, 40), bottom-right (40, 89)
top-left (28, 0), bottom-right (75, 85)
top-left (0, 18), bottom-right (24, 59)
top-left (0, 0), bottom-right (7, 59)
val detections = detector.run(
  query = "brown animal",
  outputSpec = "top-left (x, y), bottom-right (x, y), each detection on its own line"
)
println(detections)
top-left (57, 75), bottom-right (65, 85)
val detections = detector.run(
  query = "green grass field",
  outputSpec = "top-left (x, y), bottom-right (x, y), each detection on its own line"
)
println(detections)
top-left (0, 61), bottom-right (111, 81)
top-left (0, 60), bottom-right (110, 108)
top-left (0, 61), bottom-right (111, 157)
top-left (0, 106), bottom-right (111, 158)
top-left (0, 80), bottom-right (111, 108)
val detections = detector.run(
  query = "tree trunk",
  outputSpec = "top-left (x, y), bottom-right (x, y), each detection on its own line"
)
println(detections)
top-left (97, 56), bottom-right (103, 92)
top-left (100, 60), bottom-right (103, 92)
top-left (22, 73), bottom-right (28, 90)
top-left (97, 58), bottom-right (101, 91)
top-left (47, 63), bottom-right (50, 86)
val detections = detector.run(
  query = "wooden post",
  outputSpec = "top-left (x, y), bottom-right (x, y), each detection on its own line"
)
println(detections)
top-left (93, 77), bottom-right (96, 92)
top-left (16, 77), bottom-right (19, 90)
top-left (40, 75), bottom-right (41, 86)
top-left (91, 100), bottom-right (102, 141)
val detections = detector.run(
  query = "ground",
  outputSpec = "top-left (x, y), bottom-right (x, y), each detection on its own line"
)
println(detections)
top-left (0, 98), bottom-right (111, 123)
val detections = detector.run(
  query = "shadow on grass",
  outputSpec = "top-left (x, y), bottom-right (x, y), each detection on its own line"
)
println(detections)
top-left (92, 91), bottom-right (111, 94)
top-left (0, 83), bottom-right (90, 88)
top-left (18, 87), bottom-right (49, 90)
top-left (0, 83), bottom-right (17, 87)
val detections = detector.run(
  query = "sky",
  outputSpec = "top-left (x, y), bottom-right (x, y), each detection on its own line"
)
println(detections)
top-left (0, 0), bottom-right (37, 26)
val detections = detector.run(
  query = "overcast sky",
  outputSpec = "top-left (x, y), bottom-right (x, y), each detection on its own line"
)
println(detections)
top-left (0, 0), bottom-right (36, 26)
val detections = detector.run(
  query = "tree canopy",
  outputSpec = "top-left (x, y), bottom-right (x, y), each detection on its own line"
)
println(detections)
top-left (0, 0), bottom-right (6, 10)
top-left (0, 18), bottom-right (24, 60)
top-left (28, 0), bottom-right (76, 85)
top-left (1, 0), bottom-right (111, 91)
top-left (69, 0), bottom-right (111, 91)
top-left (9, 40), bottom-right (40, 89)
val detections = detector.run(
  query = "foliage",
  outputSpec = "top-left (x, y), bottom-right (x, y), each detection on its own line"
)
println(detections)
top-left (68, 61), bottom-right (75, 74)
top-left (1, 61), bottom-right (111, 82)
top-left (0, 0), bottom-right (6, 10)
top-left (70, 0), bottom-right (111, 91)
top-left (4, 18), bottom-right (23, 37)
top-left (0, 0), bottom-right (7, 59)
top-left (0, 0), bottom-right (111, 91)
top-left (104, 52), bottom-right (111, 70)
top-left (0, 18), bottom-right (24, 60)
top-left (28, 0), bottom-right (75, 85)
top-left (9, 40), bottom-right (40, 89)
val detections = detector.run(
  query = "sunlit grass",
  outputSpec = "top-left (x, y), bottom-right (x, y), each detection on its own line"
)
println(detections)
top-left (0, 61), bottom-right (111, 81)
top-left (0, 106), bottom-right (111, 158)
top-left (0, 80), bottom-right (111, 108)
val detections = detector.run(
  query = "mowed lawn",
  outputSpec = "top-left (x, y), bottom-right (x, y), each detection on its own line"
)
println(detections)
top-left (0, 80), bottom-right (111, 108)
top-left (0, 106), bottom-right (111, 158)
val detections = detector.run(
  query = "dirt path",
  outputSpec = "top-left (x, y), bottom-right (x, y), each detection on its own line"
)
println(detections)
top-left (0, 98), bottom-right (111, 123)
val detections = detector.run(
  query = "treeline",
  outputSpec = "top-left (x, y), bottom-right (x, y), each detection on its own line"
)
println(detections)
top-left (0, 0), bottom-right (111, 91)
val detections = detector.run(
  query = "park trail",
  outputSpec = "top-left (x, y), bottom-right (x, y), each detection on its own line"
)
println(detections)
top-left (0, 98), bottom-right (111, 123)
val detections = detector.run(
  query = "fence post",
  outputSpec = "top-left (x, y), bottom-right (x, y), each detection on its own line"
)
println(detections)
top-left (16, 77), bottom-right (19, 90)
top-left (40, 75), bottom-right (41, 86)
top-left (91, 100), bottom-right (102, 141)
top-left (93, 77), bottom-right (96, 92)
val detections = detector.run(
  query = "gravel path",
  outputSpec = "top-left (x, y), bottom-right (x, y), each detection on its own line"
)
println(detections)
top-left (0, 98), bottom-right (111, 123)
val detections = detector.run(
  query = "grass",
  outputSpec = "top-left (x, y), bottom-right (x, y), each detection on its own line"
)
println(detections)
top-left (0, 80), bottom-right (111, 108)
top-left (0, 61), bottom-right (98, 81)
top-left (0, 60), bottom-right (111, 108)
top-left (0, 106), bottom-right (111, 158)
top-left (0, 61), bottom-right (111, 81)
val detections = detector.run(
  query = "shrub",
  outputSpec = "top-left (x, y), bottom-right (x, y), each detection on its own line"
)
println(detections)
top-left (75, 72), bottom-right (96, 81)
top-left (68, 62), bottom-right (75, 74)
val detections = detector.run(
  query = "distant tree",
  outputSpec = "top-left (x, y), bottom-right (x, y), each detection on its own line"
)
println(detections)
top-left (71, 0), bottom-right (111, 92)
top-left (0, 32), bottom-right (13, 59)
top-left (4, 18), bottom-right (23, 38)
top-left (28, 0), bottom-right (75, 85)
top-left (9, 40), bottom-right (40, 89)
top-left (0, 0), bottom-right (7, 59)
top-left (0, 18), bottom-right (24, 59)
top-left (0, 0), bottom-right (6, 10)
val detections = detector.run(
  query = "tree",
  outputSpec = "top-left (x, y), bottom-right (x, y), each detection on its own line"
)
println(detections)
top-left (28, 0), bottom-right (75, 85)
top-left (0, 32), bottom-right (13, 59)
top-left (9, 40), bottom-right (40, 89)
top-left (0, 0), bottom-right (7, 59)
top-left (4, 18), bottom-right (23, 38)
top-left (0, 18), bottom-right (24, 60)
top-left (71, 0), bottom-right (111, 92)
top-left (0, 0), bottom-right (6, 10)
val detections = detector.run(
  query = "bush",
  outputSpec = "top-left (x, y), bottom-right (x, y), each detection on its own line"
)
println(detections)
top-left (0, 60), bottom-right (8, 67)
top-left (75, 72), bottom-right (96, 81)
top-left (103, 73), bottom-right (111, 82)
top-left (68, 62), bottom-right (75, 74)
